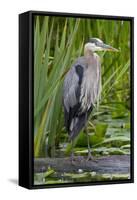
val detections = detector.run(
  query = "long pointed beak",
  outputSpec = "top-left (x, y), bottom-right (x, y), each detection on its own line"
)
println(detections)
top-left (102, 43), bottom-right (119, 52)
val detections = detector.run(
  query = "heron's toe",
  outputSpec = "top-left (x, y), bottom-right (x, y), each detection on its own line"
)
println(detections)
top-left (86, 153), bottom-right (97, 162)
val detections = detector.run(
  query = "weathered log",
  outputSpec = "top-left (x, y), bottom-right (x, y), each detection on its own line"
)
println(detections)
top-left (34, 155), bottom-right (130, 174)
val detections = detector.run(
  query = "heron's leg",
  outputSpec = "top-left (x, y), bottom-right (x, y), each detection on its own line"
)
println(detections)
top-left (70, 140), bottom-right (75, 163)
top-left (70, 140), bottom-right (84, 164)
top-left (85, 127), bottom-right (93, 161)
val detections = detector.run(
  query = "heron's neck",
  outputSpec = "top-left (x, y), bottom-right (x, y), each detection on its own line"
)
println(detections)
top-left (84, 50), bottom-right (95, 67)
top-left (84, 48), bottom-right (94, 58)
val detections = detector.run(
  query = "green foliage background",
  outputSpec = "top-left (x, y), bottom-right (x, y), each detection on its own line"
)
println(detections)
top-left (34, 15), bottom-right (131, 158)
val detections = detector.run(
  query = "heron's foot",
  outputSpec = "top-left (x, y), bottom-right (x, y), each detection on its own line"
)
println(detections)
top-left (86, 152), bottom-right (97, 162)
top-left (70, 154), bottom-right (84, 164)
top-left (70, 153), bottom-right (76, 165)
top-left (71, 158), bottom-right (76, 165)
top-left (76, 155), bottom-right (84, 162)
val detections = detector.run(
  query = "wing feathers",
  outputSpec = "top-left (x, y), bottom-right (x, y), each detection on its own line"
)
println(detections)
top-left (63, 64), bottom-right (86, 137)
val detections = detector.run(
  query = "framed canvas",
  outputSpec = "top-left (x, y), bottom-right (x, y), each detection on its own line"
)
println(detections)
top-left (19, 11), bottom-right (134, 189)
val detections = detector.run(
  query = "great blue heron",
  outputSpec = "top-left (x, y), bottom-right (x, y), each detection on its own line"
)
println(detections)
top-left (63, 38), bottom-right (118, 162)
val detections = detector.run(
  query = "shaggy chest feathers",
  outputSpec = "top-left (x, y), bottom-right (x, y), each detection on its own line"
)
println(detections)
top-left (79, 54), bottom-right (101, 113)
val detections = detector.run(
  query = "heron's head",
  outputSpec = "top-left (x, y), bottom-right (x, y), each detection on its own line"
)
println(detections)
top-left (85, 38), bottom-right (119, 53)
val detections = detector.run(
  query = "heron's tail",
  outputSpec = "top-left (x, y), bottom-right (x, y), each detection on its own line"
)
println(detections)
top-left (69, 114), bottom-right (86, 140)
top-left (69, 105), bottom-right (93, 140)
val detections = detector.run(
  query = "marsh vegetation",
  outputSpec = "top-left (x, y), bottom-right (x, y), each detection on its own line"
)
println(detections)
top-left (34, 15), bottom-right (131, 185)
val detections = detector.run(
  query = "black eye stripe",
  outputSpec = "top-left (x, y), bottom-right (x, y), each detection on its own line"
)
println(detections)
top-left (89, 38), bottom-right (103, 45)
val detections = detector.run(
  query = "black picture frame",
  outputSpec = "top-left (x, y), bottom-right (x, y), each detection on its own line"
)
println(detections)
top-left (19, 10), bottom-right (134, 189)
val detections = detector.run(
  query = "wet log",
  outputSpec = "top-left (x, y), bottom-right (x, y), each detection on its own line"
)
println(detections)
top-left (34, 155), bottom-right (130, 174)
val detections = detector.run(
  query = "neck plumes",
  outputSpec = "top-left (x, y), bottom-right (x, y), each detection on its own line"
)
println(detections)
top-left (84, 43), bottom-right (94, 58)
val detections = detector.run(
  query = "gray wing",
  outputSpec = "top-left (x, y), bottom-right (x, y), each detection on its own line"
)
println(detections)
top-left (63, 63), bottom-right (84, 133)
top-left (63, 66), bottom-right (79, 113)
top-left (63, 57), bottom-right (87, 112)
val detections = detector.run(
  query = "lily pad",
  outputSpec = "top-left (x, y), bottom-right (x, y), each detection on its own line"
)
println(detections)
top-left (121, 144), bottom-right (130, 149)
top-left (75, 146), bottom-right (129, 156)
top-left (94, 136), bottom-right (130, 148)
